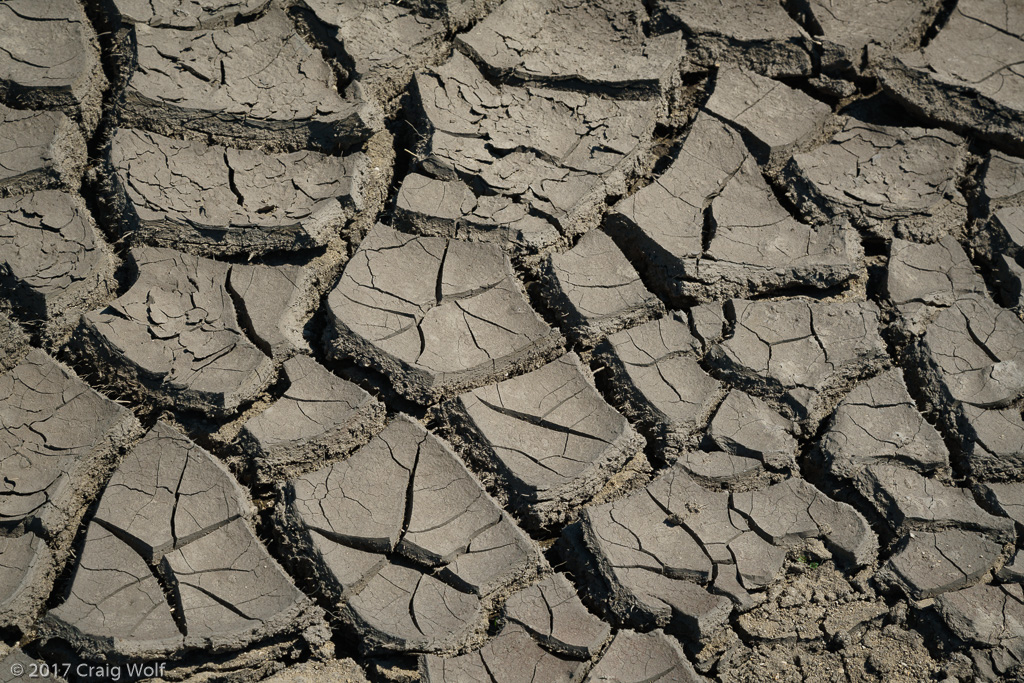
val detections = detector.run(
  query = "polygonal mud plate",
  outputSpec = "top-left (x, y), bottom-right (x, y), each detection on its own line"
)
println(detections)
top-left (652, 0), bottom-right (813, 76)
top-left (120, 8), bottom-right (381, 153)
top-left (785, 118), bottom-right (967, 242)
top-left (709, 298), bottom-right (888, 428)
top-left (563, 460), bottom-right (875, 643)
top-left (411, 52), bottom-right (661, 237)
top-left (106, 128), bottom-right (376, 256)
top-left (291, 0), bottom-right (448, 111)
top-left (325, 224), bottom-right (563, 404)
top-left (0, 191), bottom-right (116, 324)
top-left (42, 422), bottom-right (326, 670)
top-left (457, 0), bottom-right (684, 95)
top-left (608, 112), bottom-right (862, 305)
top-left (795, 0), bottom-right (945, 74)
top-left (393, 173), bottom-right (561, 260)
top-left (236, 355), bottom-right (386, 482)
top-left (1, 349), bottom-right (142, 542)
top-left (275, 415), bottom-right (542, 655)
top-left (595, 312), bottom-right (723, 455)
top-left (75, 247), bottom-right (276, 416)
top-left (878, 0), bottom-right (1024, 154)
top-left (539, 229), bottom-right (664, 346)
top-left (704, 67), bottom-right (832, 163)
top-left (100, 0), bottom-right (271, 29)
top-left (438, 352), bottom-right (647, 528)
top-left (0, 0), bottom-right (107, 132)
top-left (0, 105), bottom-right (85, 197)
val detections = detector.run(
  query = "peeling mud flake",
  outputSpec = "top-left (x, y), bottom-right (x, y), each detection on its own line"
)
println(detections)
top-left (0, 191), bottom-right (117, 323)
top-left (421, 622), bottom-right (586, 682)
top-left (705, 66), bottom-right (832, 162)
top-left (0, 105), bottom-right (85, 197)
top-left (879, 528), bottom-right (1005, 600)
top-left (540, 229), bottom-right (664, 346)
top-left (652, 0), bottom-right (813, 76)
top-left (228, 262), bottom-right (316, 359)
top-left (121, 8), bottom-right (381, 153)
top-left (101, 0), bottom-right (271, 29)
top-left (411, 52), bottom-right (661, 238)
top-left (595, 312), bottom-right (723, 454)
top-left (732, 477), bottom-right (877, 566)
top-left (820, 369), bottom-right (949, 479)
top-left (237, 355), bottom-right (385, 482)
top-left (792, 0), bottom-right (945, 74)
top-left (583, 628), bottom-right (704, 682)
top-left (439, 352), bottom-right (647, 528)
top-left (709, 298), bottom-right (888, 428)
top-left (608, 112), bottom-right (861, 305)
top-left (293, 0), bottom-right (448, 112)
top-left (503, 573), bottom-right (611, 658)
top-left (909, 294), bottom-right (1024, 411)
top-left (325, 224), bottom-right (563, 404)
top-left (0, 0), bottom-right (106, 133)
top-left (0, 531), bottom-right (53, 634)
top-left (75, 247), bottom-right (275, 416)
top-left (107, 128), bottom-right (374, 256)
top-left (457, 0), bottom-right (685, 95)
top-left (785, 118), bottom-right (968, 242)
top-left (276, 415), bottom-right (541, 655)
top-left (402, 0), bottom-right (503, 30)
top-left (704, 389), bottom-right (799, 472)
top-left (935, 582), bottom-right (1024, 680)
top-left (0, 349), bottom-right (141, 541)
top-left (394, 173), bottom-right (562, 258)
top-left (878, 0), bottom-right (1024, 154)
top-left (886, 236), bottom-right (989, 334)
top-left (979, 150), bottom-right (1024, 208)
top-left (854, 465), bottom-right (1013, 538)
top-left (42, 422), bottom-right (324, 669)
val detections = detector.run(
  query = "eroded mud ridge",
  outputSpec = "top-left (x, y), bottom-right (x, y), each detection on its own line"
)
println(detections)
top-left (3, 0), bottom-right (1024, 681)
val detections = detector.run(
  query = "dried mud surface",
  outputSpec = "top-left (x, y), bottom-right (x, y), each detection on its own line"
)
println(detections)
top-left (2, 1), bottom-right (1024, 682)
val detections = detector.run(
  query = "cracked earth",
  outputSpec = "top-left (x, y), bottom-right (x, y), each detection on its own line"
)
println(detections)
top-left (3, 0), bottom-right (1024, 682)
